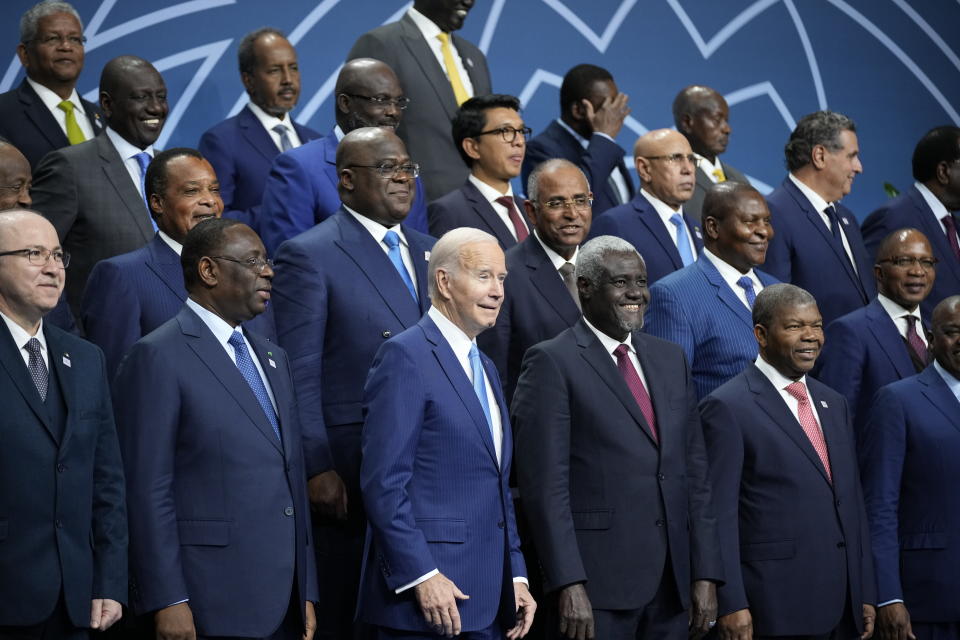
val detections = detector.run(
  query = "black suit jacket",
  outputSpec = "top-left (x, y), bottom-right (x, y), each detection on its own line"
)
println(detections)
top-left (428, 180), bottom-right (527, 250)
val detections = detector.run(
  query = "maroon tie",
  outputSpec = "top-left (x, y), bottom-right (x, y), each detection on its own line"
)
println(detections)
top-left (496, 195), bottom-right (529, 242)
top-left (785, 382), bottom-right (832, 482)
top-left (942, 214), bottom-right (960, 262)
top-left (904, 315), bottom-right (928, 364)
top-left (613, 344), bottom-right (658, 442)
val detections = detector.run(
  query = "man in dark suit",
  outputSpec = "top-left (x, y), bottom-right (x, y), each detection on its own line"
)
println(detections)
top-left (199, 28), bottom-right (321, 232)
top-left (815, 228), bottom-right (935, 437)
top-left (861, 295), bottom-right (960, 640)
top-left (589, 129), bottom-right (704, 284)
top-left (348, 0), bottom-right (491, 201)
top-left (673, 85), bottom-right (750, 222)
top-left (0, 210), bottom-right (126, 637)
top-left (272, 127), bottom-right (435, 639)
top-left (646, 182), bottom-right (778, 399)
top-left (114, 218), bottom-right (317, 639)
top-left (359, 227), bottom-right (535, 638)
top-left (512, 235), bottom-right (721, 640)
top-left (0, 2), bottom-right (102, 169)
top-left (700, 283), bottom-right (876, 639)
top-left (523, 64), bottom-right (633, 216)
top-left (0, 139), bottom-right (32, 210)
top-left (428, 94), bottom-right (531, 249)
top-left (861, 126), bottom-right (960, 319)
top-left (31, 55), bottom-right (168, 318)
top-left (260, 58), bottom-right (429, 255)
top-left (765, 110), bottom-right (875, 326)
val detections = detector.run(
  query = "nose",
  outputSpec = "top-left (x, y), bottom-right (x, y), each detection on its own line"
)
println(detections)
top-left (260, 262), bottom-right (275, 279)
top-left (853, 156), bottom-right (863, 174)
top-left (721, 119), bottom-right (731, 135)
top-left (145, 94), bottom-right (165, 115)
top-left (906, 259), bottom-right (926, 276)
top-left (280, 67), bottom-right (293, 85)
top-left (18, 186), bottom-right (31, 208)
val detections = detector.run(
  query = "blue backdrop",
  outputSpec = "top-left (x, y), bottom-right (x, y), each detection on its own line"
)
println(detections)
top-left (3, 0), bottom-right (958, 218)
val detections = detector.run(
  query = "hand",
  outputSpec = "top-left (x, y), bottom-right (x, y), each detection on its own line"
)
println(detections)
top-left (507, 581), bottom-right (537, 639)
top-left (414, 572), bottom-right (469, 637)
top-left (582, 92), bottom-right (630, 139)
top-left (876, 603), bottom-right (914, 640)
top-left (155, 602), bottom-right (196, 640)
top-left (557, 583), bottom-right (594, 640)
top-left (688, 580), bottom-right (718, 639)
top-left (303, 601), bottom-right (316, 640)
top-left (860, 603), bottom-right (878, 640)
top-left (717, 608), bottom-right (752, 640)
top-left (89, 598), bottom-right (122, 631)
top-left (307, 470), bottom-right (347, 520)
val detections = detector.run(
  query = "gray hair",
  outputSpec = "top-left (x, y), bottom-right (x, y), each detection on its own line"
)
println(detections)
top-left (20, 1), bottom-right (82, 43)
top-left (526, 158), bottom-right (588, 204)
top-left (784, 110), bottom-right (856, 172)
top-left (237, 27), bottom-right (286, 75)
top-left (576, 235), bottom-right (642, 286)
top-left (428, 227), bottom-right (500, 300)
top-left (752, 283), bottom-right (817, 328)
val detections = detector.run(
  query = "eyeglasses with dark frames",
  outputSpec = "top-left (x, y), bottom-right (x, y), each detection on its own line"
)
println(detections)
top-left (476, 126), bottom-right (532, 143)
top-left (210, 255), bottom-right (274, 275)
top-left (877, 256), bottom-right (938, 270)
top-left (641, 153), bottom-right (700, 167)
top-left (340, 93), bottom-right (410, 110)
top-left (537, 196), bottom-right (593, 213)
top-left (348, 162), bottom-right (420, 179)
top-left (0, 247), bottom-right (70, 268)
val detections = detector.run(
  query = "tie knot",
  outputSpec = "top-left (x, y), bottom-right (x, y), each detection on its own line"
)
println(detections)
top-left (496, 195), bottom-right (514, 209)
top-left (468, 342), bottom-right (481, 362)
top-left (228, 330), bottom-right (245, 349)
top-left (132, 151), bottom-right (151, 174)
top-left (942, 214), bottom-right (957, 230)
top-left (559, 262), bottom-right (575, 277)
top-left (437, 32), bottom-right (450, 45)
top-left (737, 276), bottom-right (754, 290)
top-left (669, 213), bottom-right (684, 228)
top-left (785, 381), bottom-right (809, 403)
top-left (272, 124), bottom-right (288, 135)
top-left (905, 314), bottom-right (917, 329)
top-left (57, 99), bottom-right (74, 114)
top-left (25, 337), bottom-right (43, 356)
top-left (383, 229), bottom-right (401, 249)
top-left (613, 344), bottom-right (629, 360)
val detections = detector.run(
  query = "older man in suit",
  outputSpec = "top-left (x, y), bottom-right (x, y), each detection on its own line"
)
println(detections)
top-left (0, 139), bottom-right (32, 211)
top-left (0, 210), bottom-right (126, 638)
top-left (512, 235), bottom-right (721, 640)
top-left (861, 295), bottom-right (960, 640)
top-left (31, 55), bottom-right (168, 318)
top-left (0, 2), bottom-right (102, 169)
top-left (700, 283), bottom-right (876, 639)
top-left (114, 218), bottom-right (317, 639)
top-left (359, 227), bottom-right (535, 639)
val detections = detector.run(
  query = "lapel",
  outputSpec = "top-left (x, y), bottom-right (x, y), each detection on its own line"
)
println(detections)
top-left (522, 237), bottom-right (581, 325)
top-left (404, 226), bottom-right (434, 315)
top-left (909, 186), bottom-right (960, 283)
top-left (17, 79), bottom-right (69, 149)
top-left (246, 330), bottom-right (291, 459)
top-left (144, 235), bottom-right (187, 300)
top-left (81, 98), bottom-right (103, 134)
top-left (631, 195), bottom-right (684, 269)
top-left (615, 157), bottom-right (635, 201)
top-left (463, 181), bottom-right (517, 248)
top-left (321, 130), bottom-right (339, 190)
top-left (95, 135), bottom-right (154, 243)
top-left (399, 15), bottom-right (459, 120)
top-left (694, 166), bottom-right (714, 194)
top-left (452, 33), bottom-right (486, 92)
top-left (0, 319), bottom-right (53, 437)
top-left (238, 105), bottom-right (281, 162)
top-left (864, 300), bottom-right (916, 379)
top-left (918, 366), bottom-right (960, 433)
top-left (685, 212), bottom-right (704, 254)
top-left (698, 258), bottom-right (752, 327)
top-left (45, 325), bottom-right (79, 449)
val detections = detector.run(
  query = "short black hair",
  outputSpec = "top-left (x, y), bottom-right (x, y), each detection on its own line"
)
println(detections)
top-left (181, 218), bottom-right (243, 289)
top-left (753, 283), bottom-right (817, 328)
top-left (451, 94), bottom-right (521, 167)
top-left (912, 125), bottom-right (960, 182)
top-left (145, 147), bottom-right (204, 216)
top-left (559, 64), bottom-right (612, 116)
top-left (784, 110), bottom-right (856, 173)
top-left (237, 27), bottom-right (285, 75)
top-left (702, 181), bottom-right (761, 223)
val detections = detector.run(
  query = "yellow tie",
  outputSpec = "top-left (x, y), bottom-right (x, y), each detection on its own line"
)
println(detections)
top-left (57, 100), bottom-right (86, 145)
top-left (712, 166), bottom-right (727, 183)
top-left (436, 32), bottom-right (469, 105)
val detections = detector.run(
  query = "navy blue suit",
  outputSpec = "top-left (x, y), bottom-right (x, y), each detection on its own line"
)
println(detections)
top-left (861, 185), bottom-right (960, 319)
top-left (588, 193), bottom-right (704, 285)
top-left (114, 306), bottom-right (317, 636)
top-left (646, 257), bottom-right (779, 399)
top-left (860, 366), bottom-right (960, 624)
top-left (700, 365), bottom-right (876, 637)
top-left (522, 121), bottom-right (634, 215)
top-left (358, 314), bottom-right (526, 633)
top-left (199, 105), bottom-right (321, 232)
top-left (428, 180), bottom-right (526, 251)
top-left (765, 177), bottom-right (876, 325)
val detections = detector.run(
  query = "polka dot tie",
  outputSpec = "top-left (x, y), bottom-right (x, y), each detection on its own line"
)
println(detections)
top-left (25, 337), bottom-right (48, 401)
top-left (785, 381), bottom-right (831, 482)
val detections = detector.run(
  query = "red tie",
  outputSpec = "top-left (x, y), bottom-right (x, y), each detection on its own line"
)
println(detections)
top-left (496, 195), bottom-right (529, 242)
top-left (613, 344), bottom-right (658, 442)
top-left (942, 214), bottom-right (960, 262)
top-left (904, 315), bottom-right (928, 364)
top-left (785, 382), bottom-right (832, 482)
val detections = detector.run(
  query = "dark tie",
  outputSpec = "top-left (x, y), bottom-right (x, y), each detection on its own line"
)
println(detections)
top-left (272, 124), bottom-right (294, 152)
top-left (613, 344), bottom-right (657, 442)
top-left (25, 337), bottom-right (48, 401)
top-left (558, 262), bottom-right (581, 309)
top-left (784, 381), bottom-right (832, 482)
top-left (904, 315), bottom-right (928, 364)
top-left (383, 230), bottom-right (418, 302)
top-left (823, 204), bottom-right (843, 242)
top-left (942, 214), bottom-right (960, 262)
top-left (228, 331), bottom-right (281, 440)
top-left (736, 276), bottom-right (757, 309)
top-left (132, 151), bottom-right (157, 230)
top-left (495, 195), bottom-right (529, 242)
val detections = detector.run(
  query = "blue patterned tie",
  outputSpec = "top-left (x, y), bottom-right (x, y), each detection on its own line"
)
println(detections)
top-left (272, 124), bottom-right (294, 151)
top-left (25, 337), bottom-right (48, 401)
top-left (469, 343), bottom-right (496, 449)
top-left (669, 213), bottom-right (695, 266)
top-left (737, 276), bottom-right (757, 309)
top-left (228, 331), bottom-right (281, 440)
top-left (383, 230), bottom-right (418, 302)
top-left (132, 151), bottom-right (158, 231)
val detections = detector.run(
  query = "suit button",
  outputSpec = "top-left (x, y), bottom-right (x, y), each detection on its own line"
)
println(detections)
top-left (284, 506), bottom-right (294, 516)
top-left (498, 521), bottom-right (505, 529)
top-left (837, 541), bottom-right (846, 548)
top-left (382, 330), bottom-right (392, 339)
top-left (656, 519), bottom-right (664, 527)
top-left (57, 463), bottom-right (65, 473)
top-left (835, 499), bottom-right (842, 506)
top-left (657, 473), bottom-right (665, 481)
top-left (55, 519), bottom-right (63, 528)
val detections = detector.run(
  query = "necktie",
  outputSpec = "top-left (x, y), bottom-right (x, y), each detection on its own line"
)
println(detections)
top-left (784, 381), bottom-right (832, 482)
top-left (25, 337), bottom-right (48, 401)
top-left (558, 262), bottom-right (581, 310)
top-left (383, 230), bottom-right (418, 302)
top-left (468, 343), bottom-right (498, 458)
top-left (736, 276), bottom-right (757, 309)
top-left (228, 331), bottom-right (281, 440)
top-left (824, 205), bottom-right (857, 273)
top-left (495, 195), bottom-right (529, 242)
top-left (613, 344), bottom-right (658, 442)
top-left (942, 214), bottom-right (960, 262)
top-left (669, 213), bottom-right (695, 266)
top-left (132, 152), bottom-right (158, 231)
top-left (712, 166), bottom-right (727, 183)
top-left (57, 100), bottom-right (86, 145)
top-left (272, 124), bottom-right (293, 152)
top-left (904, 315), bottom-right (928, 364)
top-left (436, 32), bottom-right (469, 105)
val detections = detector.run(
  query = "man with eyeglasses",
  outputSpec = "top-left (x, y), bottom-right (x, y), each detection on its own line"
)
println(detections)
top-left (272, 126), bottom-right (435, 640)
top-left (0, 139), bottom-right (32, 211)
top-left (260, 58), bottom-right (429, 256)
top-left (0, 1), bottom-right (102, 170)
top-left (429, 94), bottom-right (531, 250)
top-left (589, 129), bottom-right (705, 285)
top-left (0, 209), bottom-right (127, 638)
top-left (815, 228), bottom-right (937, 438)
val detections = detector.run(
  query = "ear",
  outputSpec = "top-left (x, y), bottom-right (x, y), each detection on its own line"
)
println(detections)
top-left (569, 99), bottom-right (586, 122)
top-left (240, 71), bottom-right (255, 95)
top-left (149, 192), bottom-right (163, 216)
top-left (15, 43), bottom-right (28, 68)
top-left (754, 323), bottom-right (768, 349)
top-left (434, 267), bottom-right (453, 301)
top-left (873, 263), bottom-right (884, 287)
top-left (461, 136), bottom-right (482, 162)
top-left (576, 276), bottom-right (592, 301)
top-left (935, 160), bottom-right (951, 185)
top-left (811, 144), bottom-right (827, 170)
top-left (634, 156), bottom-right (651, 183)
top-left (523, 199), bottom-right (538, 224)
top-left (678, 113), bottom-right (694, 135)
top-left (339, 168), bottom-right (355, 192)
top-left (99, 91), bottom-right (112, 119)
top-left (703, 215), bottom-right (720, 241)
top-left (198, 256), bottom-right (219, 287)
top-left (335, 92), bottom-right (351, 116)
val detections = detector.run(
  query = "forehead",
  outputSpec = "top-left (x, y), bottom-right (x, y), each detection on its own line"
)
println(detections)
top-left (888, 235), bottom-right (934, 257)
top-left (648, 132), bottom-right (692, 156)
top-left (165, 156), bottom-right (217, 186)
top-left (221, 225), bottom-right (265, 256)
top-left (772, 302), bottom-right (821, 324)
top-left (538, 166), bottom-right (589, 198)
top-left (587, 79), bottom-right (617, 101)
top-left (695, 93), bottom-right (728, 115)
top-left (36, 11), bottom-right (82, 34)
top-left (252, 34), bottom-right (296, 64)
top-left (356, 134), bottom-right (408, 163)
top-left (601, 250), bottom-right (645, 276)
top-left (459, 241), bottom-right (505, 270)
top-left (115, 65), bottom-right (165, 94)
top-left (355, 67), bottom-right (402, 96)
top-left (934, 305), bottom-right (960, 329)
top-left (0, 216), bottom-right (59, 248)
top-left (730, 192), bottom-right (769, 218)
top-left (481, 106), bottom-right (522, 127)
top-left (836, 129), bottom-right (858, 152)
top-left (0, 147), bottom-right (30, 177)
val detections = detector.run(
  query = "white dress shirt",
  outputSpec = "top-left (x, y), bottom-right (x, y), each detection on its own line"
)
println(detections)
top-left (344, 205), bottom-right (419, 296)
top-left (753, 356), bottom-right (824, 434)
top-left (876, 293), bottom-right (927, 347)
top-left (247, 101), bottom-right (303, 152)
top-left (555, 117), bottom-right (631, 205)
top-left (701, 248), bottom-right (764, 309)
top-left (27, 77), bottom-right (95, 140)
top-left (788, 173), bottom-right (857, 271)
top-left (694, 153), bottom-right (723, 184)
top-left (533, 229), bottom-right (579, 271)
top-left (582, 316), bottom-right (650, 390)
top-left (157, 230), bottom-right (182, 255)
top-left (915, 181), bottom-right (957, 240)
top-left (104, 126), bottom-right (154, 199)
top-left (468, 174), bottom-right (528, 241)
top-left (1, 310), bottom-right (48, 369)
top-left (407, 7), bottom-right (474, 97)
top-left (640, 188), bottom-right (698, 257)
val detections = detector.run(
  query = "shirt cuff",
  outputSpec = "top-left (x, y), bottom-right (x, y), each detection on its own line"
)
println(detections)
top-left (878, 599), bottom-right (905, 607)
top-left (165, 598), bottom-right (189, 607)
top-left (396, 569), bottom-right (439, 594)
top-left (513, 577), bottom-right (529, 586)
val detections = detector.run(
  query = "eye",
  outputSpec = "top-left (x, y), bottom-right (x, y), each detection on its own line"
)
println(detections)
top-left (27, 249), bottom-right (43, 260)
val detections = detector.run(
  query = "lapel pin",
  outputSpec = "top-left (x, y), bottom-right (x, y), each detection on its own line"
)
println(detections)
top-left (466, 57), bottom-right (474, 68)
top-left (268, 359), bottom-right (277, 368)
top-left (842, 217), bottom-right (850, 225)
top-left (424, 250), bottom-right (431, 261)
top-left (62, 353), bottom-right (71, 367)
top-left (694, 228), bottom-right (703, 239)
top-left (820, 400), bottom-right (828, 408)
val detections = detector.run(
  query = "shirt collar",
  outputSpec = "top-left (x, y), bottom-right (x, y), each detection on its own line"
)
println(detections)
top-left (428, 305), bottom-right (475, 362)
top-left (468, 174), bottom-right (513, 201)
top-left (344, 204), bottom-right (407, 247)
top-left (694, 152), bottom-right (721, 174)
top-left (0, 309), bottom-right (47, 351)
top-left (582, 316), bottom-right (632, 357)
top-left (788, 173), bottom-right (833, 214)
top-left (247, 100), bottom-right (291, 129)
top-left (701, 247), bottom-right (757, 283)
top-left (914, 181), bottom-right (950, 220)
top-left (407, 6), bottom-right (443, 39)
top-left (157, 230), bottom-right (182, 255)
top-left (640, 187), bottom-right (683, 217)
top-left (104, 126), bottom-right (154, 160)
top-left (555, 118), bottom-right (589, 149)
top-left (185, 297), bottom-right (238, 347)
top-left (533, 229), bottom-right (578, 270)
top-left (26, 77), bottom-right (84, 115)
top-left (753, 354), bottom-right (808, 391)
top-left (933, 360), bottom-right (960, 400)
top-left (877, 293), bottom-right (922, 325)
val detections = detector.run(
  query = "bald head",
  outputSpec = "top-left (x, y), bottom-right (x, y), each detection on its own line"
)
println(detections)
top-left (336, 127), bottom-right (415, 227)
top-left (335, 58), bottom-right (404, 132)
top-left (874, 228), bottom-right (935, 311)
top-left (931, 295), bottom-right (960, 378)
top-left (0, 142), bottom-right (32, 210)
top-left (633, 129), bottom-right (696, 209)
top-left (0, 210), bottom-right (65, 332)
top-left (99, 55), bottom-right (167, 149)
top-left (672, 85), bottom-right (731, 160)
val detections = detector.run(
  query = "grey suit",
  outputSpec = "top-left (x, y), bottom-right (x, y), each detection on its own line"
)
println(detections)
top-left (347, 13), bottom-right (492, 201)
top-left (686, 162), bottom-right (749, 222)
top-left (31, 134), bottom-right (154, 318)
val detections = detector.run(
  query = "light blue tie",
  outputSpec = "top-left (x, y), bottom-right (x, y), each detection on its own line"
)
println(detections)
top-left (272, 124), bottom-right (294, 151)
top-left (383, 230), bottom-right (418, 302)
top-left (669, 213), bottom-right (695, 266)
top-left (132, 151), bottom-right (158, 231)
top-left (737, 276), bottom-right (757, 309)
top-left (468, 343), bottom-right (496, 448)
top-left (228, 331), bottom-right (281, 441)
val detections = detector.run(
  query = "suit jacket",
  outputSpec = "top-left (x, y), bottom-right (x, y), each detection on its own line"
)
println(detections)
top-left (861, 185), bottom-right (960, 319)
top-left (347, 14), bottom-right (492, 201)
top-left (512, 321), bottom-right (722, 610)
top-left (765, 177), bottom-right (876, 326)
top-left (428, 180), bottom-right (526, 250)
top-left (588, 192), bottom-right (704, 284)
top-left (259, 129), bottom-right (429, 255)
top-left (646, 257), bottom-right (779, 400)
top-left (860, 366), bottom-right (960, 621)
top-left (477, 235), bottom-right (580, 404)
top-left (0, 78), bottom-right (102, 169)
top-left (685, 161), bottom-right (750, 222)
top-left (114, 306), bottom-right (317, 636)
top-left (198, 104), bottom-right (321, 233)
top-left (271, 208), bottom-right (434, 477)
top-left (0, 320), bottom-right (126, 627)
top-left (357, 314), bottom-right (525, 632)
top-left (522, 120), bottom-right (634, 215)
top-left (700, 365), bottom-right (876, 636)
top-left (814, 299), bottom-right (921, 438)
top-left (31, 133), bottom-right (155, 317)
